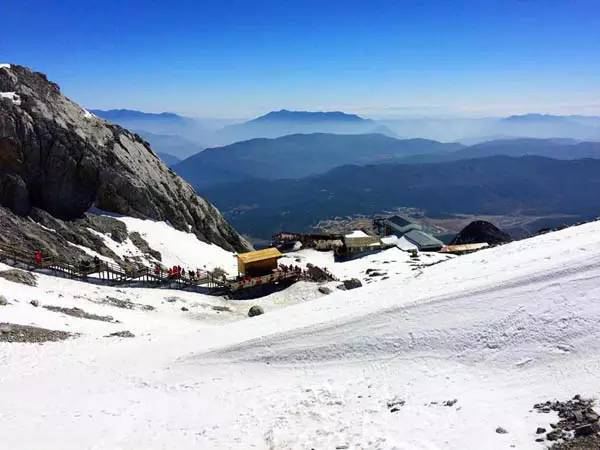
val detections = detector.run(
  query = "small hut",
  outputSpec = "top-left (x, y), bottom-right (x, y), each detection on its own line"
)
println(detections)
top-left (335, 231), bottom-right (383, 260)
top-left (236, 248), bottom-right (283, 277)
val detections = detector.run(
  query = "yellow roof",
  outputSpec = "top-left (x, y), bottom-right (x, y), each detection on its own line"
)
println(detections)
top-left (237, 247), bottom-right (283, 264)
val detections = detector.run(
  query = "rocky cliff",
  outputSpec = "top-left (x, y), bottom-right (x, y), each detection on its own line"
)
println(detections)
top-left (0, 64), bottom-right (251, 254)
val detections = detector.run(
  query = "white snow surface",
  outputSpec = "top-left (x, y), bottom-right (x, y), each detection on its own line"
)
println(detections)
top-left (2, 221), bottom-right (600, 449)
top-left (115, 216), bottom-right (237, 274)
top-left (280, 245), bottom-right (448, 285)
top-left (381, 234), bottom-right (419, 251)
top-left (345, 229), bottom-right (369, 238)
top-left (0, 91), bottom-right (21, 106)
top-left (0, 63), bottom-right (11, 69)
top-left (82, 108), bottom-right (95, 119)
top-left (87, 227), bottom-right (147, 262)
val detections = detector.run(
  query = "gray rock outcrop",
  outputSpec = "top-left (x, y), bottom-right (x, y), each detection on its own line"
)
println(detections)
top-left (0, 322), bottom-right (72, 343)
top-left (0, 268), bottom-right (38, 286)
top-left (0, 205), bottom-right (157, 271)
top-left (248, 305), bottom-right (264, 317)
top-left (105, 330), bottom-right (135, 338)
top-left (0, 64), bottom-right (251, 253)
top-left (340, 278), bottom-right (362, 290)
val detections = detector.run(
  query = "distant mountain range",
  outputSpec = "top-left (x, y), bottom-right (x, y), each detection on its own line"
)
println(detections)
top-left (90, 109), bottom-right (188, 124)
top-left (202, 155), bottom-right (600, 239)
top-left (86, 107), bottom-right (600, 242)
top-left (381, 114), bottom-right (600, 143)
top-left (251, 110), bottom-right (368, 123)
top-left (173, 134), bottom-right (600, 189)
top-left (135, 130), bottom-right (205, 160)
top-left (217, 109), bottom-right (396, 142)
top-left (502, 113), bottom-right (600, 124)
top-left (156, 152), bottom-right (181, 167)
top-left (397, 138), bottom-right (600, 164)
top-left (90, 108), bottom-right (600, 151)
top-left (90, 109), bottom-right (213, 156)
top-left (90, 108), bottom-right (399, 151)
top-left (173, 133), bottom-right (462, 188)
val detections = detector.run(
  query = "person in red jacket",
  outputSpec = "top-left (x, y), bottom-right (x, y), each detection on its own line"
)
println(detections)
top-left (34, 250), bottom-right (42, 266)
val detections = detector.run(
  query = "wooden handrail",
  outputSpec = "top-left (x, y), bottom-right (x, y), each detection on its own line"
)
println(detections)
top-left (0, 240), bottom-right (312, 293)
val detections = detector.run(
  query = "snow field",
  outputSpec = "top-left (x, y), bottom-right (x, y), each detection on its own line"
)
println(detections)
top-left (115, 216), bottom-right (238, 275)
top-left (2, 220), bottom-right (600, 448)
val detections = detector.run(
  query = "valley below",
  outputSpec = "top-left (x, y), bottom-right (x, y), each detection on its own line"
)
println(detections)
top-left (315, 210), bottom-right (584, 242)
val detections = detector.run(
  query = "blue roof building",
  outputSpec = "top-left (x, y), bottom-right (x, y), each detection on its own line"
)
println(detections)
top-left (382, 215), bottom-right (422, 237)
top-left (404, 229), bottom-right (444, 252)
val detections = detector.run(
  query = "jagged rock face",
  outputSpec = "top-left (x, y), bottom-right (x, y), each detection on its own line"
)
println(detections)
top-left (0, 205), bottom-right (151, 269)
top-left (451, 220), bottom-right (512, 245)
top-left (0, 64), bottom-right (251, 252)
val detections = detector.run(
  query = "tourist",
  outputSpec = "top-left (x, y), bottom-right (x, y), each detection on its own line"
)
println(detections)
top-left (34, 250), bottom-right (42, 266)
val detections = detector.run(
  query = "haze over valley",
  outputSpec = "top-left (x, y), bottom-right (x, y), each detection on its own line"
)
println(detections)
top-left (90, 107), bottom-right (600, 244)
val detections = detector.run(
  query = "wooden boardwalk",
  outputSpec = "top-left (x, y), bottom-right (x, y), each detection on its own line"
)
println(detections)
top-left (0, 242), bottom-right (314, 295)
top-left (0, 241), bottom-right (226, 292)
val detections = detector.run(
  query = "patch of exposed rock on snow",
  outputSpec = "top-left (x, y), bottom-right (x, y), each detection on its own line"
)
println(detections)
top-left (280, 245), bottom-right (449, 285)
top-left (67, 241), bottom-right (118, 265)
top-left (82, 108), bottom-right (95, 119)
top-left (0, 91), bottom-right (21, 106)
top-left (115, 216), bottom-right (238, 275)
top-left (86, 227), bottom-right (148, 262)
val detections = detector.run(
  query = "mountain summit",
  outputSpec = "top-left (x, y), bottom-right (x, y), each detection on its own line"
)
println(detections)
top-left (218, 109), bottom-right (395, 142)
top-left (250, 109), bottom-right (368, 123)
top-left (89, 109), bottom-right (187, 123)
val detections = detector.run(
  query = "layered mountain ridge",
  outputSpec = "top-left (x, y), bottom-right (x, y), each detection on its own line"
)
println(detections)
top-left (174, 133), bottom-right (463, 188)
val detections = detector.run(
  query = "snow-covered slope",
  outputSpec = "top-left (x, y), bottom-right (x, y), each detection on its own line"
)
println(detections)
top-left (116, 216), bottom-right (238, 274)
top-left (2, 221), bottom-right (600, 449)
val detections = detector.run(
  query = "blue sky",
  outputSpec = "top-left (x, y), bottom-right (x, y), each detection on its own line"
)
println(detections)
top-left (2, 0), bottom-right (600, 118)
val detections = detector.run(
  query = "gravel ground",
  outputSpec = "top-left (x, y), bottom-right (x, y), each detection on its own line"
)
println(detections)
top-left (96, 296), bottom-right (155, 311)
top-left (0, 322), bottom-right (72, 343)
top-left (551, 434), bottom-right (600, 449)
top-left (534, 396), bottom-right (600, 447)
top-left (43, 305), bottom-right (115, 322)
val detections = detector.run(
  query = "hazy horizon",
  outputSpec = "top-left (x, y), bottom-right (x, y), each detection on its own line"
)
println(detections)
top-left (3, 0), bottom-right (600, 118)
top-left (87, 107), bottom-right (600, 123)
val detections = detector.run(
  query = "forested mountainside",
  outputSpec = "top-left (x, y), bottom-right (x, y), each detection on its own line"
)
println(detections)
top-left (203, 155), bottom-right (600, 239)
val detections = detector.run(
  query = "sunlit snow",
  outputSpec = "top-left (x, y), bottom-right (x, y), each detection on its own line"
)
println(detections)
top-left (2, 219), bottom-right (600, 449)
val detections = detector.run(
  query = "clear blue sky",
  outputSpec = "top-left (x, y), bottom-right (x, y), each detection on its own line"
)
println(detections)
top-left (2, 0), bottom-right (600, 118)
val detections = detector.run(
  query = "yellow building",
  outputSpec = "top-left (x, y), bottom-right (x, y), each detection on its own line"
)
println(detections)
top-left (236, 248), bottom-right (283, 277)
